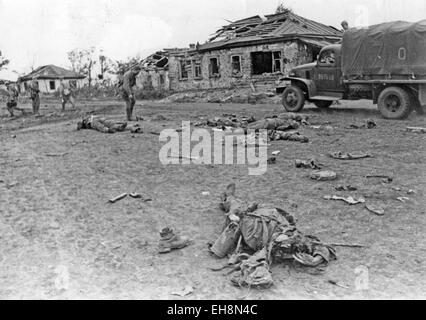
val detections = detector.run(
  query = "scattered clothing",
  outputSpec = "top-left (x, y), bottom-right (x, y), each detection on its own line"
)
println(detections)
top-left (350, 119), bottom-right (377, 129)
top-left (211, 184), bottom-right (336, 288)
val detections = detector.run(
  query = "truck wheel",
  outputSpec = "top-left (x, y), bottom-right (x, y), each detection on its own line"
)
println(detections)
top-left (378, 87), bottom-right (413, 120)
top-left (313, 100), bottom-right (333, 109)
top-left (282, 86), bottom-right (305, 113)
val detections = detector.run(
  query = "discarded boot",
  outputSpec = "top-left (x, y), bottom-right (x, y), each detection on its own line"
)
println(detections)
top-left (210, 222), bottom-right (240, 258)
top-left (158, 228), bottom-right (191, 254)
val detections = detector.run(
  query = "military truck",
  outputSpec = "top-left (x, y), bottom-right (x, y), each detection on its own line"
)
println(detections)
top-left (276, 20), bottom-right (426, 119)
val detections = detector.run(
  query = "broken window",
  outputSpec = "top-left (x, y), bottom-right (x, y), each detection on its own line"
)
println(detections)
top-left (179, 60), bottom-right (190, 80)
top-left (231, 55), bottom-right (242, 76)
top-left (49, 81), bottom-right (56, 90)
top-left (193, 61), bottom-right (202, 79)
top-left (251, 51), bottom-right (282, 75)
top-left (209, 58), bottom-right (220, 77)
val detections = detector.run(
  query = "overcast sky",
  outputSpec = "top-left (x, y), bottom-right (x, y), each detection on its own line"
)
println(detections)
top-left (1, 0), bottom-right (425, 80)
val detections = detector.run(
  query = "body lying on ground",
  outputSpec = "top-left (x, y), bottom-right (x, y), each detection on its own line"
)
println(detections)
top-left (77, 116), bottom-right (127, 133)
top-left (210, 183), bottom-right (336, 288)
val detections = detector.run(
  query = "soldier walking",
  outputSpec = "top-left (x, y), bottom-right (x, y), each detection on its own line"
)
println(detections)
top-left (58, 78), bottom-right (76, 111)
top-left (5, 81), bottom-right (24, 117)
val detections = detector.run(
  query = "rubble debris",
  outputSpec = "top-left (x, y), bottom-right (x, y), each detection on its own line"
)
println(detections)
top-left (271, 151), bottom-right (281, 156)
top-left (295, 159), bottom-right (322, 170)
top-left (365, 203), bottom-right (385, 216)
top-left (211, 183), bottom-right (336, 289)
top-left (310, 171), bottom-right (338, 181)
top-left (171, 285), bottom-right (194, 297)
top-left (324, 195), bottom-right (366, 205)
top-left (108, 193), bottom-right (128, 204)
top-left (334, 185), bottom-right (358, 191)
top-left (406, 127), bottom-right (426, 133)
top-left (349, 119), bottom-right (377, 129)
top-left (407, 189), bottom-right (416, 195)
top-left (11, 135), bottom-right (17, 139)
top-left (330, 152), bottom-right (373, 160)
top-left (202, 191), bottom-right (210, 196)
top-left (158, 228), bottom-right (191, 254)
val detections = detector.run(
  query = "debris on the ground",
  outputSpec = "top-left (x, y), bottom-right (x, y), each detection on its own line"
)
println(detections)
top-left (202, 191), bottom-right (210, 196)
top-left (150, 114), bottom-right (169, 121)
top-left (328, 279), bottom-right (350, 289)
top-left (295, 158), bottom-right (322, 169)
top-left (129, 124), bottom-right (143, 133)
top-left (330, 152), bottom-right (373, 160)
top-left (365, 203), bottom-right (385, 216)
top-left (366, 175), bottom-right (394, 184)
top-left (158, 228), bottom-right (191, 254)
top-left (135, 116), bottom-right (144, 121)
top-left (311, 170), bottom-right (338, 181)
top-left (397, 197), bottom-right (410, 203)
top-left (407, 189), bottom-right (416, 195)
top-left (129, 193), bottom-right (143, 199)
top-left (406, 127), bottom-right (426, 133)
top-left (324, 195), bottom-right (366, 205)
top-left (335, 185), bottom-right (358, 191)
top-left (267, 157), bottom-right (276, 164)
top-left (11, 135), bottom-right (17, 138)
top-left (211, 183), bottom-right (336, 289)
top-left (108, 193), bottom-right (128, 204)
top-left (171, 285), bottom-right (194, 297)
top-left (349, 119), bottom-right (377, 129)
top-left (45, 153), bottom-right (69, 157)
top-left (272, 151), bottom-right (281, 156)
top-left (310, 125), bottom-right (335, 135)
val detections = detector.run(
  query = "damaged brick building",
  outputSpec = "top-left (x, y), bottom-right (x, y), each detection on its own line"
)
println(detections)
top-left (140, 11), bottom-right (342, 93)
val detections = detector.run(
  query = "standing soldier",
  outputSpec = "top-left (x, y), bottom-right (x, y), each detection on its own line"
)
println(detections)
top-left (121, 65), bottom-right (141, 121)
top-left (30, 76), bottom-right (40, 115)
top-left (5, 81), bottom-right (24, 118)
top-left (58, 77), bottom-right (76, 111)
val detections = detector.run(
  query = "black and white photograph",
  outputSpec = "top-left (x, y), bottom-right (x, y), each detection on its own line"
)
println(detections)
top-left (0, 0), bottom-right (425, 304)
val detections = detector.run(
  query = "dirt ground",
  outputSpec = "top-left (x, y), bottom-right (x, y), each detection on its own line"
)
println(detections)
top-left (0, 98), bottom-right (425, 300)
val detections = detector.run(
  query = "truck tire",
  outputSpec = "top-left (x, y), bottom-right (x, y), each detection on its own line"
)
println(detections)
top-left (378, 87), bottom-right (413, 120)
top-left (282, 85), bottom-right (305, 113)
top-left (313, 100), bottom-right (333, 109)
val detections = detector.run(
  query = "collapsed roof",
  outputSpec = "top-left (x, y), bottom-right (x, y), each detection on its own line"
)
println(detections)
top-left (141, 48), bottom-right (189, 71)
top-left (199, 11), bottom-right (343, 51)
top-left (19, 65), bottom-right (85, 81)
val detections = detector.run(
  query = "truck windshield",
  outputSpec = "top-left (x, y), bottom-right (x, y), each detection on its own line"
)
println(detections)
top-left (319, 50), bottom-right (336, 65)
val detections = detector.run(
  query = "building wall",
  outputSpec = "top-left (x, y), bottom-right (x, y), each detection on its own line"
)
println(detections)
top-left (167, 40), bottom-right (316, 92)
top-left (137, 70), bottom-right (171, 91)
top-left (20, 78), bottom-right (85, 94)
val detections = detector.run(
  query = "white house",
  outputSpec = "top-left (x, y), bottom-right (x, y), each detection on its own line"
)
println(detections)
top-left (18, 65), bottom-right (86, 94)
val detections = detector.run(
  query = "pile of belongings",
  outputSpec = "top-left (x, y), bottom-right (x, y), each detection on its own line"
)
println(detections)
top-left (77, 116), bottom-right (127, 134)
top-left (209, 183), bottom-right (336, 289)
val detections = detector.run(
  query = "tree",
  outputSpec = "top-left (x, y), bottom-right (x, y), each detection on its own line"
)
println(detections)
top-left (112, 56), bottom-right (141, 76)
top-left (0, 50), bottom-right (10, 71)
top-left (98, 53), bottom-right (116, 80)
top-left (276, 2), bottom-right (293, 14)
top-left (68, 47), bottom-right (97, 87)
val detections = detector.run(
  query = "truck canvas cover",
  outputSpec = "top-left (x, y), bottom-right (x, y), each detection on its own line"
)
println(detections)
top-left (342, 20), bottom-right (426, 78)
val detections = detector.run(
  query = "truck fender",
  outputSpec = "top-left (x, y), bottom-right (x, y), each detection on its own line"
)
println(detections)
top-left (276, 77), bottom-right (317, 98)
